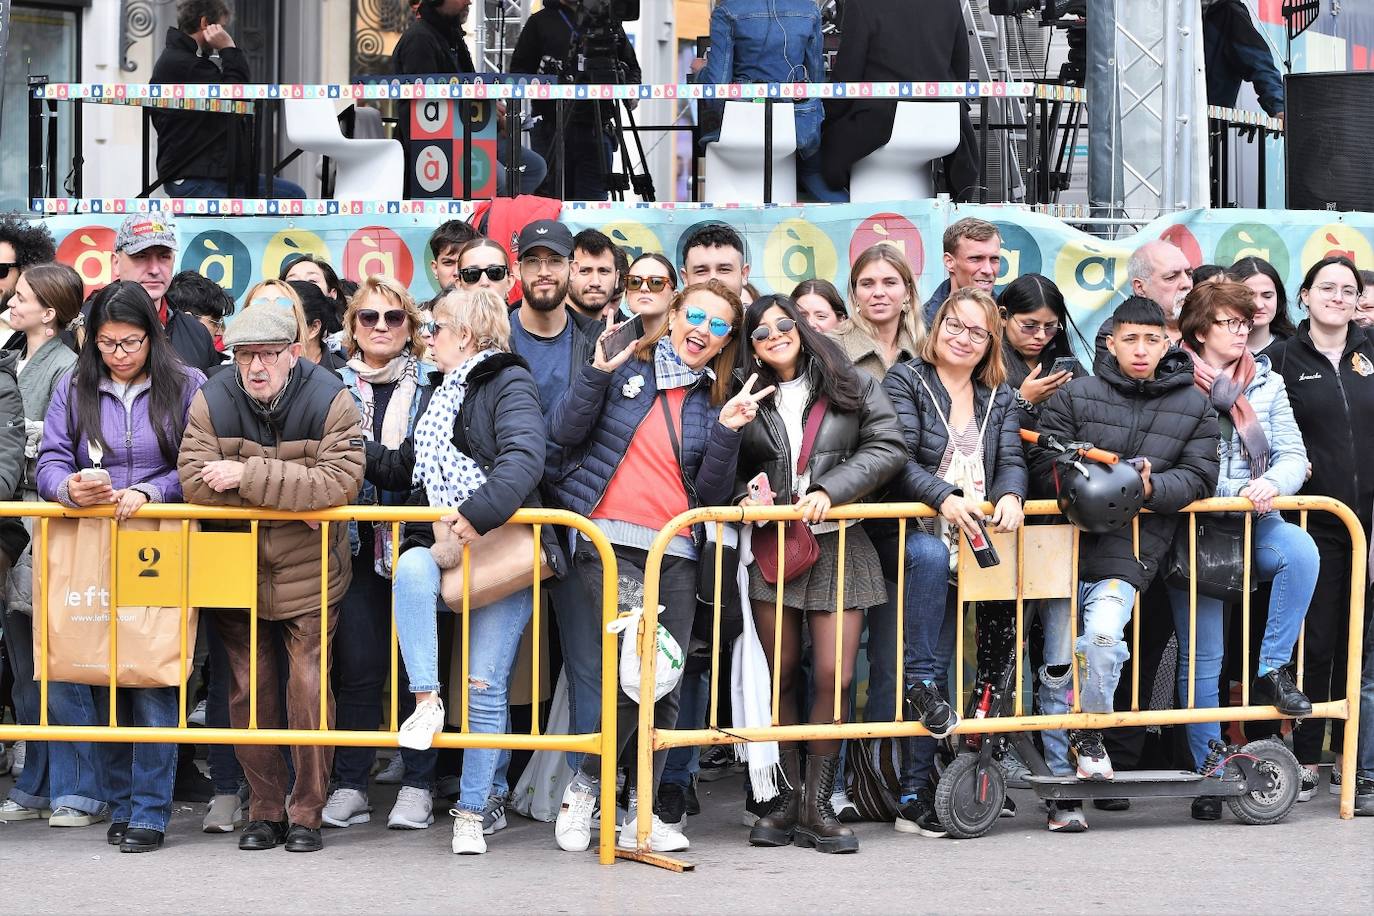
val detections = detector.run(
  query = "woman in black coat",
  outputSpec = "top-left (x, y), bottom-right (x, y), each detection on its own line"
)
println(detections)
top-left (880, 287), bottom-right (1028, 834)
top-left (734, 294), bottom-right (904, 854)
top-left (362, 287), bottom-right (555, 857)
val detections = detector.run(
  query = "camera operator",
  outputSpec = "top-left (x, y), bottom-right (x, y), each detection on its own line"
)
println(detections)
top-left (509, 0), bottom-right (642, 201)
top-left (392, 0), bottom-right (548, 195)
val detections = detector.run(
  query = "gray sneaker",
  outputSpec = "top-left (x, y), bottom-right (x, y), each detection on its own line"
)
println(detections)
top-left (375, 753), bottom-right (406, 785)
top-left (321, 787), bottom-right (372, 827)
top-left (49, 805), bottom-right (106, 827)
top-left (203, 793), bottom-right (247, 833)
top-left (482, 795), bottom-right (508, 836)
top-left (387, 786), bottom-right (434, 829)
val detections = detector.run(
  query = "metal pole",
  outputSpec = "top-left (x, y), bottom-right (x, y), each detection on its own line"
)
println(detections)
top-left (763, 99), bottom-right (774, 205)
top-left (28, 76), bottom-right (44, 208)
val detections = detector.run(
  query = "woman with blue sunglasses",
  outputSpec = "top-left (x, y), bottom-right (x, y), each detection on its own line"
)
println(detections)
top-left (547, 279), bottom-right (770, 854)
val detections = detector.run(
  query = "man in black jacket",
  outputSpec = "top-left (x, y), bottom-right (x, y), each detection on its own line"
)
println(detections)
top-left (391, 0), bottom-right (547, 195)
top-left (508, 0), bottom-right (642, 200)
top-left (149, 0), bottom-right (305, 199)
top-left (1030, 297), bottom-right (1219, 832)
top-left (107, 215), bottom-right (221, 372)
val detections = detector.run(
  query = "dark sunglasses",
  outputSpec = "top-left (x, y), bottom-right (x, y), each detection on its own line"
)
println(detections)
top-left (357, 308), bottom-right (408, 330)
top-left (750, 318), bottom-right (797, 342)
top-left (625, 274), bottom-right (671, 293)
top-left (0, 262), bottom-right (15, 280)
top-left (459, 265), bottom-right (509, 284)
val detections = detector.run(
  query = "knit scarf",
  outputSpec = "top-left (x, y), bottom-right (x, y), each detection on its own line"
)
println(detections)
top-left (1183, 343), bottom-right (1270, 477)
top-left (411, 350), bottom-right (500, 509)
top-left (347, 353), bottom-right (419, 448)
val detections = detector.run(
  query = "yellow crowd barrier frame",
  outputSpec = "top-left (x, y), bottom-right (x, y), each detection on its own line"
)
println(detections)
top-left (633, 496), bottom-right (1367, 865)
top-left (0, 502), bottom-right (622, 866)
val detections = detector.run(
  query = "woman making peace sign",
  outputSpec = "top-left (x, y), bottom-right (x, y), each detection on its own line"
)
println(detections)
top-left (546, 279), bottom-right (769, 854)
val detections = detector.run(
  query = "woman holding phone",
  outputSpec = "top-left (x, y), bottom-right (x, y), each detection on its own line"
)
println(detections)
top-left (734, 294), bottom-right (904, 854)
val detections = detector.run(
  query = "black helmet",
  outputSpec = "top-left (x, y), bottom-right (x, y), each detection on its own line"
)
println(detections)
top-left (1056, 458), bottom-right (1145, 533)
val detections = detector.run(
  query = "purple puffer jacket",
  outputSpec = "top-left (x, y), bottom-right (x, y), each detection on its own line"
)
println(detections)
top-left (37, 366), bottom-right (206, 504)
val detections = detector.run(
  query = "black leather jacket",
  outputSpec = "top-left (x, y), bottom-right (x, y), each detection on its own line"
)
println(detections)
top-left (733, 361), bottom-right (905, 508)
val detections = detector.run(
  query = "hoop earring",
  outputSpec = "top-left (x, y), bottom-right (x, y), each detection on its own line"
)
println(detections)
top-left (754, 356), bottom-right (763, 368)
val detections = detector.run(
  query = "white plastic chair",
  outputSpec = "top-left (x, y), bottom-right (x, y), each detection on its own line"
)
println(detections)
top-left (704, 101), bottom-right (798, 205)
top-left (282, 98), bottom-right (403, 200)
top-left (849, 102), bottom-right (961, 203)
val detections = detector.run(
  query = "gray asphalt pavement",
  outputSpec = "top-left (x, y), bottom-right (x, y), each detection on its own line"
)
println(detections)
top-left (1, 761), bottom-right (1370, 915)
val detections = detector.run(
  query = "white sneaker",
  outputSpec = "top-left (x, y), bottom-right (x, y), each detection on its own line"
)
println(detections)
top-left (398, 697), bottom-right (446, 751)
top-left (0, 799), bottom-right (52, 821)
top-left (388, 786), bottom-right (435, 829)
top-left (616, 806), bottom-right (689, 853)
top-left (451, 809), bottom-right (487, 855)
top-left (375, 753), bottom-right (406, 785)
top-left (11, 741), bottom-right (25, 777)
top-left (187, 699), bottom-right (208, 727)
top-left (555, 776), bottom-right (598, 852)
top-left (1329, 768), bottom-right (1343, 796)
top-left (321, 787), bottom-right (372, 827)
top-left (830, 787), bottom-right (860, 823)
top-left (1070, 730), bottom-right (1115, 781)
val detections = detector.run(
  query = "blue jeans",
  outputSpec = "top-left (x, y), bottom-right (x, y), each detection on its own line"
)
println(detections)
top-left (166, 176), bottom-right (307, 199)
top-left (392, 545), bottom-right (532, 815)
top-left (894, 529), bottom-right (958, 793)
top-left (2, 605), bottom-right (109, 815)
top-left (1041, 579), bottom-right (1138, 776)
top-left (204, 613), bottom-right (245, 795)
top-left (1166, 514), bottom-right (1317, 768)
top-left (662, 666), bottom-right (709, 788)
top-left (96, 686), bottom-right (178, 832)
top-left (550, 558), bottom-right (605, 773)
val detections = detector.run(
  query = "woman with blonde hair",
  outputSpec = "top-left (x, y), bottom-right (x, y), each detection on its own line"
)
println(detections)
top-left (323, 273), bottom-right (439, 832)
top-left (363, 287), bottom-right (559, 855)
top-left (881, 287), bottom-right (1026, 837)
top-left (830, 244), bottom-right (924, 380)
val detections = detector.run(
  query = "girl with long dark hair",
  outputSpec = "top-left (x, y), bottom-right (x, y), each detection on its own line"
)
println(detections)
top-left (735, 294), bottom-right (904, 854)
top-left (1229, 256), bottom-right (1297, 358)
top-left (35, 280), bottom-right (205, 852)
top-left (996, 273), bottom-right (1087, 419)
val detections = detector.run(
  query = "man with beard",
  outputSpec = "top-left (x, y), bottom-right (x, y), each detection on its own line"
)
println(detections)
top-left (565, 229), bottom-right (621, 321)
top-left (1128, 240), bottom-right (1195, 342)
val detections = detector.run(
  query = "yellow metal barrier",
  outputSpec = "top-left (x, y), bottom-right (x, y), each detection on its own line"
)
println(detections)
top-left (0, 502), bottom-right (622, 866)
top-left (633, 496), bottom-right (1367, 858)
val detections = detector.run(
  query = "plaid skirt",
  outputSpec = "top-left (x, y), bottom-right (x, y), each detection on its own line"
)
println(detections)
top-left (747, 523), bottom-right (888, 612)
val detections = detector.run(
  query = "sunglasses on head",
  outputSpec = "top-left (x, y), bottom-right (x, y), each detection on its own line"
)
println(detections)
top-left (625, 274), bottom-right (671, 293)
top-left (459, 265), bottom-right (509, 284)
top-left (750, 317), bottom-right (796, 342)
top-left (683, 306), bottom-right (732, 338)
top-left (357, 308), bottom-right (408, 330)
top-left (251, 295), bottom-right (295, 310)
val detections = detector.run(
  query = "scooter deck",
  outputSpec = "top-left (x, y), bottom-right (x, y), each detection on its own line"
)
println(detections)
top-left (1026, 770), bottom-right (1235, 800)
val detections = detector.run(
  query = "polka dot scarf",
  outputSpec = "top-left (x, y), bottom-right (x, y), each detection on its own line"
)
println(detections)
top-left (411, 349), bottom-right (500, 509)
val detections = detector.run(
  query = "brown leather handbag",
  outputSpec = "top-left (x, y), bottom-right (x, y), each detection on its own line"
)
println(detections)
top-left (435, 521), bottom-right (553, 611)
top-left (754, 395), bottom-right (829, 585)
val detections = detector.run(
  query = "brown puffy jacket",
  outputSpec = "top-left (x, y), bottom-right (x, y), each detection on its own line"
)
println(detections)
top-left (178, 359), bottom-right (365, 620)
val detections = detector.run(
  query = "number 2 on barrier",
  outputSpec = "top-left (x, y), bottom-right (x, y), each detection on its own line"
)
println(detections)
top-left (115, 530), bottom-right (182, 606)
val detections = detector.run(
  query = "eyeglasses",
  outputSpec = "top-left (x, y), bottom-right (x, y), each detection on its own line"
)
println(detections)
top-left (941, 314), bottom-right (991, 346)
top-left (419, 321), bottom-right (452, 339)
top-left (458, 265), bottom-right (509, 284)
top-left (232, 347), bottom-right (289, 367)
top-left (1213, 316), bottom-right (1255, 335)
top-left (520, 255), bottom-right (568, 272)
top-left (0, 262), bottom-right (16, 280)
top-left (750, 317), bottom-right (797, 342)
top-left (251, 295), bottom-right (295, 310)
top-left (357, 309), bottom-right (408, 330)
top-left (683, 306), bottom-right (732, 338)
top-left (1014, 318), bottom-right (1060, 338)
top-left (1314, 282), bottom-right (1360, 301)
top-left (95, 334), bottom-right (148, 355)
top-left (625, 275), bottom-right (672, 293)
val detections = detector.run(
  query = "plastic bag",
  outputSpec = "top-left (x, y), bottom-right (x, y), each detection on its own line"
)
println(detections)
top-left (607, 602), bottom-right (684, 705)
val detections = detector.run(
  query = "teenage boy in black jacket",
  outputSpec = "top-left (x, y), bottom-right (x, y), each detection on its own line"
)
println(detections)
top-left (1029, 298), bottom-right (1219, 832)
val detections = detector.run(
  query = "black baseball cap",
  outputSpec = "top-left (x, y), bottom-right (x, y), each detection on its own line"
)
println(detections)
top-left (516, 220), bottom-right (574, 258)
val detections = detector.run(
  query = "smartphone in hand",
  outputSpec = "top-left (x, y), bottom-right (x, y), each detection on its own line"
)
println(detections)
top-left (79, 468), bottom-right (112, 488)
top-left (747, 471), bottom-right (775, 506)
top-left (603, 314), bottom-right (645, 360)
top-left (1049, 356), bottom-right (1080, 377)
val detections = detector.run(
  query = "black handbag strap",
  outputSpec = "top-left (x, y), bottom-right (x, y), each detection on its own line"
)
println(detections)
top-left (658, 391), bottom-right (701, 509)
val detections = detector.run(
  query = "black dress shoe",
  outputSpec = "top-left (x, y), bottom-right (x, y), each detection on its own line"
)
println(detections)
top-left (1093, 798), bottom-right (1130, 811)
top-left (1253, 668), bottom-right (1313, 717)
top-left (106, 821), bottom-right (130, 845)
top-left (284, 823), bottom-right (323, 853)
top-left (120, 827), bottom-right (165, 853)
top-left (238, 819), bottom-right (288, 851)
top-left (1190, 795), bottom-right (1222, 821)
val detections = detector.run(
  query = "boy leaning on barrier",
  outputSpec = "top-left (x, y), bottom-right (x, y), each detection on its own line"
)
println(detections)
top-left (178, 300), bottom-right (365, 853)
top-left (1028, 297), bottom-right (1220, 833)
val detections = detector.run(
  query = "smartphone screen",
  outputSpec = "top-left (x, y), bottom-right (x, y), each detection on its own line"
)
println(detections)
top-left (603, 315), bottom-right (644, 360)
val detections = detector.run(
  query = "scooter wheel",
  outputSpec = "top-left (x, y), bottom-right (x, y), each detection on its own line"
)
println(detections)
top-left (1226, 738), bottom-right (1301, 825)
top-left (934, 753), bottom-right (1007, 839)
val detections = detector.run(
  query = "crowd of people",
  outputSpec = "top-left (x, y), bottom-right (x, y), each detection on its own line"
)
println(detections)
top-left (0, 208), bottom-right (1372, 864)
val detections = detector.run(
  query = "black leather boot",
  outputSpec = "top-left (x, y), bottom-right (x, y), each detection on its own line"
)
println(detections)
top-left (748, 748), bottom-right (801, 847)
top-left (1252, 667), bottom-right (1312, 717)
top-left (794, 754), bottom-right (858, 854)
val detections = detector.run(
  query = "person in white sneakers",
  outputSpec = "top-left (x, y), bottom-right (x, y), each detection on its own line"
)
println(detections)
top-left (363, 287), bottom-right (559, 855)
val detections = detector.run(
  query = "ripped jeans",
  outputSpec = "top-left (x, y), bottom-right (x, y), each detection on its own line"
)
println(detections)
top-left (392, 545), bottom-right (533, 815)
top-left (1039, 578), bottom-right (1137, 776)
